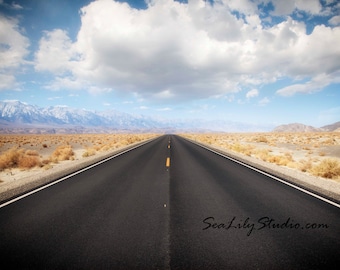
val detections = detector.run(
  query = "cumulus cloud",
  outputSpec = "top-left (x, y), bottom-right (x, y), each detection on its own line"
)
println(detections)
top-left (34, 29), bottom-right (78, 74)
top-left (329, 15), bottom-right (340, 26)
top-left (0, 0), bottom-right (23, 10)
top-left (33, 0), bottom-right (340, 101)
top-left (259, 97), bottom-right (270, 106)
top-left (276, 72), bottom-right (340, 96)
top-left (246, 89), bottom-right (259, 98)
top-left (270, 0), bottom-right (322, 16)
top-left (0, 15), bottom-right (29, 90)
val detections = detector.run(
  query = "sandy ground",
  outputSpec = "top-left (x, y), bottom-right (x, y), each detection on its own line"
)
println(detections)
top-left (1, 133), bottom-right (340, 204)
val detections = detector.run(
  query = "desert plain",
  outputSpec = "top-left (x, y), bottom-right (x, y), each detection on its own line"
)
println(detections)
top-left (1, 132), bottom-right (340, 202)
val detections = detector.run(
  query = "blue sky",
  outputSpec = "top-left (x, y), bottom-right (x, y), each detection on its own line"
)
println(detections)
top-left (0, 0), bottom-right (339, 127)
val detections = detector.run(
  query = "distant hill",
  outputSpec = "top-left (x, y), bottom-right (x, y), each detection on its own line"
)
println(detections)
top-left (273, 123), bottom-right (321, 132)
top-left (321, 121), bottom-right (340, 132)
top-left (273, 121), bottom-right (340, 132)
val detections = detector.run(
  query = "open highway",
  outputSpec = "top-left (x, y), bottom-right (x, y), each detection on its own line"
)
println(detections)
top-left (0, 135), bottom-right (339, 269)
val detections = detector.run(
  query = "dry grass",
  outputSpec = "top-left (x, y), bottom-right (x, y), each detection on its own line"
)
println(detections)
top-left (181, 132), bottom-right (340, 180)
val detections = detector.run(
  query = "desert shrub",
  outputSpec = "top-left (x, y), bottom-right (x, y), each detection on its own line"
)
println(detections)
top-left (253, 135), bottom-right (268, 143)
top-left (322, 138), bottom-right (336, 146)
top-left (50, 145), bottom-right (74, 162)
top-left (0, 148), bottom-right (21, 170)
top-left (310, 158), bottom-right (340, 179)
top-left (100, 145), bottom-right (110, 151)
top-left (267, 154), bottom-right (294, 166)
top-left (230, 144), bottom-right (253, 156)
top-left (18, 155), bottom-right (40, 169)
top-left (0, 148), bottom-right (41, 170)
top-left (296, 159), bottom-right (313, 172)
top-left (82, 148), bottom-right (96, 157)
top-left (253, 149), bottom-right (270, 162)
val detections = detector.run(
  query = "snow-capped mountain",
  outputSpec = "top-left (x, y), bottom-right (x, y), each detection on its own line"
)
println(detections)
top-left (0, 100), bottom-right (150, 130)
top-left (43, 106), bottom-right (105, 126)
top-left (0, 100), bottom-right (50, 124)
top-left (0, 100), bottom-right (273, 133)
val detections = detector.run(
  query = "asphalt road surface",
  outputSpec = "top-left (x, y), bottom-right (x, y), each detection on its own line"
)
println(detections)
top-left (0, 135), bottom-right (339, 269)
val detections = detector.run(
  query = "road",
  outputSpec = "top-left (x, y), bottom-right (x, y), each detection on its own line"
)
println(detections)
top-left (0, 135), bottom-right (339, 269)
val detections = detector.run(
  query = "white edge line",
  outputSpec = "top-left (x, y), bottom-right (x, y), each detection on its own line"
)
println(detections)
top-left (188, 139), bottom-right (340, 209)
top-left (0, 138), bottom-right (156, 209)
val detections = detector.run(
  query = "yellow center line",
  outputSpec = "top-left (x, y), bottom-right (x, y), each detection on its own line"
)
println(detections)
top-left (168, 145), bottom-right (170, 149)
top-left (166, 157), bottom-right (170, 167)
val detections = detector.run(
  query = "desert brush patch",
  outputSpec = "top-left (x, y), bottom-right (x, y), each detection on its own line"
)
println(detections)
top-left (0, 133), bottom-right (159, 183)
top-left (181, 132), bottom-right (340, 181)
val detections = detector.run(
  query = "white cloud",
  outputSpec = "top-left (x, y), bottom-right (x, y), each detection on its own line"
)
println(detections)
top-left (258, 97), bottom-right (270, 106)
top-left (0, 0), bottom-right (23, 10)
top-left (157, 107), bottom-right (172, 111)
top-left (0, 15), bottom-right (29, 90)
top-left (44, 76), bottom-right (85, 91)
top-left (88, 86), bottom-right (113, 95)
top-left (276, 72), bottom-right (340, 97)
top-left (47, 96), bottom-right (62, 100)
top-left (223, 0), bottom-right (258, 15)
top-left (0, 74), bottom-right (16, 89)
top-left (246, 89), bottom-right (259, 98)
top-left (32, 0), bottom-right (340, 102)
top-left (34, 29), bottom-right (78, 75)
top-left (270, 0), bottom-right (322, 16)
top-left (329, 15), bottom-right (340, 26)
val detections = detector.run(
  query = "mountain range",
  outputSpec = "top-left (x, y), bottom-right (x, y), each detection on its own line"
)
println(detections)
top-left (273, 122), bottom-right (340, 132)
top-left (0, 100), bottom-right (272, 133)
top-left (1, 100), bottom-right (338, 134)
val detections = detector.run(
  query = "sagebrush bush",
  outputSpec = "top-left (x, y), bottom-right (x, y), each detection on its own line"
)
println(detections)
top-left (254, 135), bottom-right (269, 143)
top-left (310, 158), bottom-right (340, 179)
top-left (231, 143), bottom-right (253, 156)
top-left (18, 155), bottom-right (40, 169)
top-left (50, 145), bottom-right (74, 162)
top-left (82, 148), bottom-right (96, 157)
top-left (0, 148), bottom-right (20, 170)
top-left (0, 148), bottom-right (41, 170)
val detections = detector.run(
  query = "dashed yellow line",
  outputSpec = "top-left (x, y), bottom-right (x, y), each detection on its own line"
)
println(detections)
top-left (166, 157), bottom-right (170, 167)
